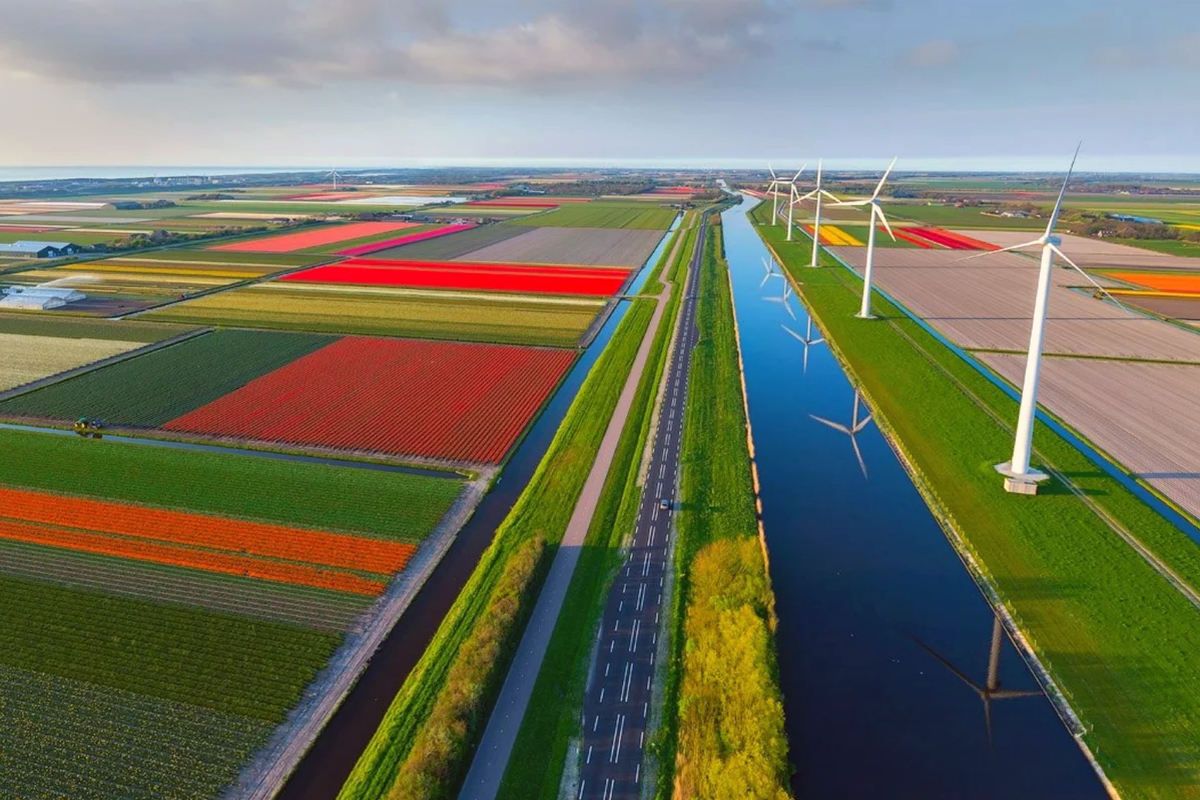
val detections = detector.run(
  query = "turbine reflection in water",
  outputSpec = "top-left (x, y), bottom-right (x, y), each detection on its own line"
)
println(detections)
top-left (810, 388), bottom-right (872, 479)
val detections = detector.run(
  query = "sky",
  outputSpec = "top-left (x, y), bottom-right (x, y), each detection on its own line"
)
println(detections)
top-left (0, 0), bottom-right (1197, 172)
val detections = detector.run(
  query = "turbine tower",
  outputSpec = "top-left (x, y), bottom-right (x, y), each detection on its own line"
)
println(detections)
top-left (958, 144), bottom-right (1119, 494)
top-left (831, 157), bottom-right (898, 319)
top-left (797, 160), bottom-right (842, 268)
top-left (913, 615), bottom-right (1041, 746)
top-left (782, 317), bottom-right (824, 374)
top-left (810, 388), bottom-right (872, 478)
top-left (766, 164), bottom-right (806, 238)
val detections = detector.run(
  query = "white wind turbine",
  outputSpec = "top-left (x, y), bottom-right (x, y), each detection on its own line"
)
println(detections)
top-left (831, 157), bottom-right (898, 319)
top-left (810, 388), bottom-right (872, 478)
top-left (782, 317), bottom-right (824, 374)
top-left (767, 164), bottom-right (807, 239)
top-left (325, 167), bottom-right (343, 191)
top-left (760, 256), bottom-right (785, 288)
top-left (959, 144), bottom-right (1122, 494)
top-left (796, 160), bottom-right (843, 268)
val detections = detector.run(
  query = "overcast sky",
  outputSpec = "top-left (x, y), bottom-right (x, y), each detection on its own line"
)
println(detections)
top-left (1, 0), bottom-right (1197, 172)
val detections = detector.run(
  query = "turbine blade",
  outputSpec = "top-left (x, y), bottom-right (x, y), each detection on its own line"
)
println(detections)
top-left (852, 414), bottom-right (872, 434)
top-left (983, 697), bottom-right (995, 750)
top-left (830, 199), bottom-right (872, 208)
top-left (875, 205), bottom-right (897, 242)
top-left (760, 272), bottom-right (770, 288)
top-left (799, 189), bottom-right (819, 201)
top-left (809, 415), bottom-right (851, 435)
top-left (952, 239), bottom-right (1043, 263)
top-left (872, 156), bottom-right (898, 200)
top-left (782, 324), bottom-right (805, 342)
top-left (911, 637), bottom-right (985, 696)
top-left (820, 189), bottom-right (842, 203)
top-left (850, 435), bottom-right (868, 479)
top-left (1049, 244), bottom-right (1129, 311)
top-left (990, 689), bottom-right (1042, 699)
top-left (816, 158), bottom-right (823, 188)
top-left (1045, 141), bottom-right (1082, 236)
top-left (768, 163), bottom-right (778, 180)
top-left (792, 164), bottom-right (807, 182)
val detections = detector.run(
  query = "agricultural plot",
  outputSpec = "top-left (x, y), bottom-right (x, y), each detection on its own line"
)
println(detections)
top-left (887, 203), bottom-right (1047, 230)
top-left (165, 336), bottom-right (576, 464)
top-left (142, 283), bottom-right (602, 347)
top-left (282, 259), bottom-right (630, 297)
top-left (146, 248), bottom-right (330, 268)
top-left (1119, 295), bottom-right (1200, 326)
top-left (336, 224), bottom-right (475, 257)
top-left (0, 333), bottom-right (144, 392)
top-left (509, 204), bottom-right (677, 230)
top-left (958, 230), bottom-right (1200, 270)
top-left (0, 314), bottom-right (188, 342)
top-left (460, 227), bottom-right (665, 268)
top-left (979, 354), bottom-right (1200, 523)
top-left (210, 221), bottom-right (417, 254)
top-left (0, 424), bottom-right (465, 797)
top-left (1104, 271), bottom-right (1200, 294)
top-left (2, 263), bottom-right (243, 316)
top-left (365, 224), bottom-right (527, 261)
top-left (0, 329), bottom-right (334, 426)
top-left (830, 246), bottom-right (1200, 361)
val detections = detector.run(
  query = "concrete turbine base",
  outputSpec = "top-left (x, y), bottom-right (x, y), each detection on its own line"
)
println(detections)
top-left (855, 312), bottom-right (878, 320)
top-left (996, 462), bottom-right (1049, 495)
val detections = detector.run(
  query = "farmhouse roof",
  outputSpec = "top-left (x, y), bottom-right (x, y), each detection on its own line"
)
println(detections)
top-left (0, 240), bottom-right (76, 252)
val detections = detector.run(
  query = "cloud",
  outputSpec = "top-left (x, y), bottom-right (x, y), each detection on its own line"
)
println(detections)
top-left (0, 0), bottom-right (796, 88)
top-left (903, 40), bottom-right (961, 68)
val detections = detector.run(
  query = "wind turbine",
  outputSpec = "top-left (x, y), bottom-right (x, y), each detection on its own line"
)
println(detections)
top-left (325, 167), bottom-right (343, 191)
top-left (957, 144), bottom-right (1120, 494)
top-left (782, 317), bottom-right (824, 374)
top-left (912, 615), bottom-right (1041, 747)
top-left (810, 388), bottom-right (872, 478)
top-left (763, 278), bottom-right (796, 320)
top-left (831, 157), bottom-right (898, 319)
top-left (766, 164), bottom-right (806, 238)
top-left (797, 159), bottom-right (842, 268)
top-left (760, 256), bottom-right (785, 288)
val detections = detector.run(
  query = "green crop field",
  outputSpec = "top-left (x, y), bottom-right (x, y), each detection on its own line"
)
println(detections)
top-left (885, 204), bottom-right (1046, 230)
top-left (0, 428), bottom-right (462, 539)
top-left (0, 329), bottom-right (335, 427)
top-left (0, 314), bottom-right (191, 342)
top-left (144, 249), bottom-right (330, 267)
top-left (760, 219), bottom-right (1200, 797)
top-left (142, 284), bottom-right (602, 347)
top-left (510, 204), bottom-right (678, 230)
top-left (1115, 239), bottom-right (1200, 258)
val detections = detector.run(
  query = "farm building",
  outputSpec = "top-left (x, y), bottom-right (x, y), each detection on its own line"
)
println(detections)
top-left (0, 241), bottom-right (81, 259)
top-left (0, 285), bottom-right (86, 310)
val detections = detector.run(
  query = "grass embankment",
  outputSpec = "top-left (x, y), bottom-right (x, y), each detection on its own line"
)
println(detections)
top-left (657, 220), bottom-right (793, 799)
top-left (493, 214), bottom-right (698, 800)
top-left (758, 219), bottom-right (1200, 798)
top-left (337, 296), bottom-right (659, 800)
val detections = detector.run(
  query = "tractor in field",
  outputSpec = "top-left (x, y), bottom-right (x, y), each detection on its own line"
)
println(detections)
top-left (73, 417), bottom-right (105, 439)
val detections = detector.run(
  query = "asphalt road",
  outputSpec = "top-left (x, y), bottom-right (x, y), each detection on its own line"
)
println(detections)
top-left (457, 221), bottom-right (704, 800)
top-left (576, 221), bottom-right (703, 800)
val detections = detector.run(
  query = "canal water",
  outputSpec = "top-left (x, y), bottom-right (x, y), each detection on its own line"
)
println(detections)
top-left (275, 218), bottom-right (679, 799)
top-left (721, 199), bottom-right (1105, 798)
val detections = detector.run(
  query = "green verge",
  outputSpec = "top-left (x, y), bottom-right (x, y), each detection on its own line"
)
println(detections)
top-left (757, 218), bottom-right (1200, 798)
top-left (1112, 239), bottom-right (1200, 258)
top-left (337, 297), bottom-right (659, 800)
top-left (654, 220), bottom-right (792, 799)
top-left (494, 212), bottom-right (694, 800)
top-left (0, 329), bottom-right (335, 427)
top-left (0, 428), bottom-right (463, 541)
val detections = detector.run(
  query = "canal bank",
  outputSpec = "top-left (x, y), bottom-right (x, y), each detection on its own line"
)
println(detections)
top-left (722, 198), bottom-right (1108, 798)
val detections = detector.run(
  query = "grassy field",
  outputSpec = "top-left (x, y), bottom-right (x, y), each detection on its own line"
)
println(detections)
top-left (0, 428), bottom-right (462, 540)
top-left (886, 203), bottom-right (1047, 230)
top-left (510, 204), bottom-right (678, 230)
top-left (363, 224), bottom-right (527, 262)
top-left (337, 298), bottom-right (659, 800)
top-left (759, 219), bottom-right (1200, 798)
top-left (1114, 239), bottom-right (1200, 258)
top-left (495, 217), bottom-right (695, 800)
top-left (0, 329), bottom-right (334, 427)
top-left (144, 249), bottom-right (331, 267)
top-left (141, 284), bottom-right (602, 347)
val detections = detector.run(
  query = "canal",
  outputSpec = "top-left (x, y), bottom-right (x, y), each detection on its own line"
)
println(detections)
top-left (720, 198), bottom-right (1106, 798)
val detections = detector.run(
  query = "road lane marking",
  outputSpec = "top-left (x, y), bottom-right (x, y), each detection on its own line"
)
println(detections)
top-left (587, 745), bottom-right (593, 764)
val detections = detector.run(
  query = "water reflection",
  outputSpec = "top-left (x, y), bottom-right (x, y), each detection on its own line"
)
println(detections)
top-left (913, 615), bottom-right (1042, 748)
top-left (782, 317), bottom-right (824, 375)
top-left (810, 388), bottom-right (872, 479)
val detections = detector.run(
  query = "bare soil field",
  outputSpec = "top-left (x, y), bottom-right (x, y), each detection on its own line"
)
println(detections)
top-left (458, 227), bottom-right (664, 268)
top-left (980, 353), bottom-right (1200, 522)
top-left (367, 225), bottom-right (527, 262)
top-left (830, 246), bottom-right (1200, 361)
top-left (958, 230), bottom-right (1200, 270)
top-left (1121, 295), bottom-right (1200, 322)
